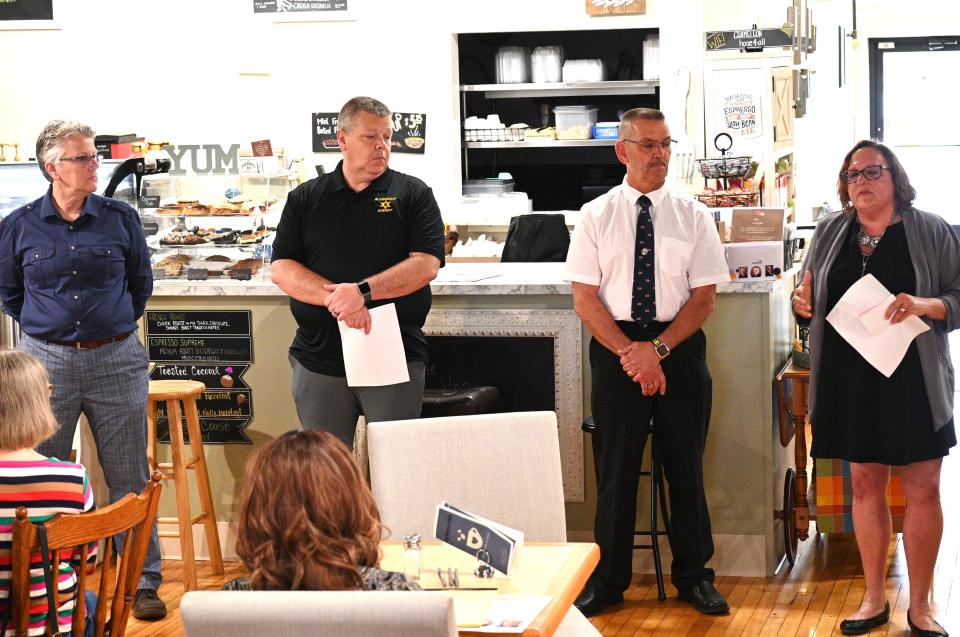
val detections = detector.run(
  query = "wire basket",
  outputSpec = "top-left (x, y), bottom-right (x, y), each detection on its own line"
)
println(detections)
top-left (463, 126), bottom-right (526, 142)
top-left (695, 156), bottom-right (752, 179)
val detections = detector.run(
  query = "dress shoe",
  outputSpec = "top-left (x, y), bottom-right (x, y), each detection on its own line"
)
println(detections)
top-left (838, 601), bottom-right (889, 635)
top-left (574, 586), bottom-right (623, 617)
top-left (677, 580), bottom-right (729, 615)
top-left (907, 609), bottom-right (948, 637)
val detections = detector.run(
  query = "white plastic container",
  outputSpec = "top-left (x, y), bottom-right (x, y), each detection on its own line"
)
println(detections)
top-left (531, 46), bottom-right (563, 83)
top-left (561, 59), bottom-right (604, 83)
top-left (554, 106), bottom-right (598, 139)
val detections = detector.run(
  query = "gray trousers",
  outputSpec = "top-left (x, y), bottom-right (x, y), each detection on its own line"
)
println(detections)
top-left (22, 334), bottom-right (162, 591)
top-left (290, 354), bottom-right (425, 449)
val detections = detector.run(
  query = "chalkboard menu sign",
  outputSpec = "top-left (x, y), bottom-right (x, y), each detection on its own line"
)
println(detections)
top-left (0, 0), bottom-right (53, 20)
top-left (312, 110), bottom-right (427, 154)
top-left (145, 310), bottom-right (254, 444)
top-left (254, 1), bottom-right (347, 13)
top-left (312, 112), bottom-right (341, 152)
top-left (705, 28), bottom-right (794, 51)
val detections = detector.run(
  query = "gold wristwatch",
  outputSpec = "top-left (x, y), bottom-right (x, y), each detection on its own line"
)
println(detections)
top-left (651, 337), bottom-right (670, 360)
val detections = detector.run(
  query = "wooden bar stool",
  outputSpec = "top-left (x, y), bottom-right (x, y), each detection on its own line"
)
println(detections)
top-left (146, 380), bottom-right (224, 591)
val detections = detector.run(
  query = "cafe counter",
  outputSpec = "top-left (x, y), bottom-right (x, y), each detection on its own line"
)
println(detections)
top-left (143, 262), bottom-right (796, 576)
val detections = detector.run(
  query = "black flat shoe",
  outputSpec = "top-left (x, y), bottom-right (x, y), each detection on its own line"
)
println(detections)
top-left (907, 609), bottom-right (948, 636)
top-left (839, 601), bottom-right (889, 635)
top-left (573, 586), bottom-right (623, 617)
top-left (677, 580), bottom-right (729, 615)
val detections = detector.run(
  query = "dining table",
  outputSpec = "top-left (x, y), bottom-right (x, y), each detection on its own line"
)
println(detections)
top-left (380, 540), bottom-right (600, 637)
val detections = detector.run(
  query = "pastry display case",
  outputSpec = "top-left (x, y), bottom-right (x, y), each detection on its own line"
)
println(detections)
top-left (141, 171), bottom-right (294, 283)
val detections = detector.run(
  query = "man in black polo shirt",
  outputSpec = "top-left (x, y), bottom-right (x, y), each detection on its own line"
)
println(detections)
top-left (271, 96), bottom-right (444, 448)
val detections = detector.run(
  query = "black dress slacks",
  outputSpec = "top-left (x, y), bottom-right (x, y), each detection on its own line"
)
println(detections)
top-left (588, 321), bottom-right (715, 593)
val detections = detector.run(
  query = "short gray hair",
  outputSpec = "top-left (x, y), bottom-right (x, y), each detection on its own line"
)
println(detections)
top-left (36, 120), bottom-right (96, 165)
top-left (618, 108), bottom-right (666, 140)
top-left (338, 97), bottom-right (391, 133)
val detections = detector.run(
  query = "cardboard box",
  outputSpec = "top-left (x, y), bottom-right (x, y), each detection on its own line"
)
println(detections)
top-left (724, 241), bottom-right (784, 281)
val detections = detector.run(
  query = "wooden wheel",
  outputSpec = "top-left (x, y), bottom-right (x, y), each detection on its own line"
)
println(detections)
top-left (782, 468), bottom-right (798, 566)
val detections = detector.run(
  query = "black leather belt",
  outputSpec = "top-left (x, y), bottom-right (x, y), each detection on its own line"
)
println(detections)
top-left (42, 331), bottom-right (131, 350)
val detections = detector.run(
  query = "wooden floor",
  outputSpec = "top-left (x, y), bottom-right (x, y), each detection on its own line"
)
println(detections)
top-left (119, 448), bottom-right (960, 637)
top-left (120, 519), bottom-right (957, 637)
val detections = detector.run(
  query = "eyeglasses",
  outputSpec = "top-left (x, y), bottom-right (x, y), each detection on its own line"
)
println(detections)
top-left (840, 164), bottom-right (889, 184)
top-left (58, 154), bottom-right (102, 166)
top-left (622, 138), bottom-right (675, 153)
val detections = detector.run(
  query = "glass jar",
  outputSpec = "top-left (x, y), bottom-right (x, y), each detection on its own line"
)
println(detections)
top-left (402, 533), bottom-right (422, 580)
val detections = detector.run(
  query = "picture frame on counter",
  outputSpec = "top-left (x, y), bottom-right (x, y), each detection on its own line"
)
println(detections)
top-left (0, 0), bottom-right (59, 30)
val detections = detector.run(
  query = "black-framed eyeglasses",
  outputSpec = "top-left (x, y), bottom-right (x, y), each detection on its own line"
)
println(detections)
top-left (840, 164), bottom-right (889, 184)
top-left (621, 138), bottom-right (676, 153)
top-left (59, 154), bottom-right (102, 166)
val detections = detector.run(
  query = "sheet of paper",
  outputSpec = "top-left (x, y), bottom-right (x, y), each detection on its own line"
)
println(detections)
top-left (337, 303), bottom-right (409, 387)
top-left (446, 590), bottom-right (499, 629)
top-left (826, 274), bottom-right (930, 377)
top-left (468, 595), bottom-right (553, 633)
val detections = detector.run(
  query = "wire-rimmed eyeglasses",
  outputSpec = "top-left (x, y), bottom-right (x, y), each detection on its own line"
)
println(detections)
top-left (621, 138), bottom-right (676, 153)
top-left (59, 154), bottom-right (102, 167)
top-left (840, 164), bottom-right (889, 184)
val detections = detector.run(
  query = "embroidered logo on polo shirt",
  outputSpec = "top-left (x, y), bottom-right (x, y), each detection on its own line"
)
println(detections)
top-left (374, 196), bottom-right (398, 214)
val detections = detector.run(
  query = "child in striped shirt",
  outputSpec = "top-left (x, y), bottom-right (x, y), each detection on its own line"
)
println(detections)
top-left (0, 350), bottom-right (96, 637)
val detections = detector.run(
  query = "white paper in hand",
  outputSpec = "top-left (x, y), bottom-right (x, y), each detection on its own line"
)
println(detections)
top-left (826, 274), bottom-right (930, 377)
top-left (338, 303), bottom-right (410, 387)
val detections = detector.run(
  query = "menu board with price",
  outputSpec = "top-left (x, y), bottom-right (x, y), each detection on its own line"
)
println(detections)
top-left (145, 310), bottom-right (254, 443)
top-left (312, 111), bottom-right (427, 154)
top-left (254, 1), bottom-right (347, 13)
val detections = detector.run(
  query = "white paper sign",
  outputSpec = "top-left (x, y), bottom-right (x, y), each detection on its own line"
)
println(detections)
top-left (338, 303), bottom-right (410, 387)
top-left (825, 274), bottom-right (930, 377)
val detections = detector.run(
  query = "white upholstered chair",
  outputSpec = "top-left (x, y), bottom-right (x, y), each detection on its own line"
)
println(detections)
top-left (367, 411), bottom-right (600, 637)
top-left (180, 590), bottom-right (457, 637)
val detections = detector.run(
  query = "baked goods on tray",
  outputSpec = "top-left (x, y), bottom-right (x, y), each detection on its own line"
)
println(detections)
top-left (155, 254), bottom-right (191, 277)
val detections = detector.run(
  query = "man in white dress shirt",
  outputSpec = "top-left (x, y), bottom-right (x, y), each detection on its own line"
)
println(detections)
top-left (565, 108), bottom-right (730, 617)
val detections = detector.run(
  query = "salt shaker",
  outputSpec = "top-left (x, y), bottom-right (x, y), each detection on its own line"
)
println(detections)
top-left (402, 533), bottom-right (422, 580)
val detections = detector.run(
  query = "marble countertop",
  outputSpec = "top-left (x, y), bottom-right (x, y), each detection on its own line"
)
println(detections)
top-left (151, 263), bottom-right (801, 297)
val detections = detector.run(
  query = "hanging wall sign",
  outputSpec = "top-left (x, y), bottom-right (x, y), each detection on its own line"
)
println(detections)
top-left (0, 0), bottom-right (53, 20)
top-left (312, 111), bottom-right (427, 154)
top-left (586, 0), bottom-right (645, 17)
top-left (145, 310), bottom-right (254, 444)
top-left (391, 112), bottom-right (426, 154)
top-left (254, 1), bottom-right (347, 13)
top-left (705, 28), bottom-right (794, 51)
top-left (312, 112), bottom-right (341, 152)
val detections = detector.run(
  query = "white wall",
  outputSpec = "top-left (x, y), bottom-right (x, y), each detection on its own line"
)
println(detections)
top-left (0, 0), bottom-right (704, 213)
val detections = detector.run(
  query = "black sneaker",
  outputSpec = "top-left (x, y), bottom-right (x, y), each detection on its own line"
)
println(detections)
top-left (132, 588), bottom-right (167, 621)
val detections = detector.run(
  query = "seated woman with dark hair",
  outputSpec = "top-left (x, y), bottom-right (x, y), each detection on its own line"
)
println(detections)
top-left (224, 429), bottom-right (418, 592)
top-left (0, 350), bottom-right (97, 637)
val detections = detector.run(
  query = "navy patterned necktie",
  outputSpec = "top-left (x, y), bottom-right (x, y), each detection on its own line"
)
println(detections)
top-left (631, 195), bottom-right (656, 325)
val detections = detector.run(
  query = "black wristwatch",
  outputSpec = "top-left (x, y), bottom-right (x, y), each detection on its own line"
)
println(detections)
top-left (651, 337), bottom-right (670, 360)
top-left (357, 279), bottom-right (372, 305)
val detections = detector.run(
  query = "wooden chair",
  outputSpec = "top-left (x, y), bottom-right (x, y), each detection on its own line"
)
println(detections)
top-left (10, 472), bottom-right (163, 637)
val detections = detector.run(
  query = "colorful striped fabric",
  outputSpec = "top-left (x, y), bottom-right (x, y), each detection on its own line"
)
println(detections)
top-left (0, 458), bottom-right (96, 636)
top-left (813, 458), bottom-right (906, 533)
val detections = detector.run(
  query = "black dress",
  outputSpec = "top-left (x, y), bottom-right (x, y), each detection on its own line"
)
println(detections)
top-left (811, 220), bottom-right (957, 465)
